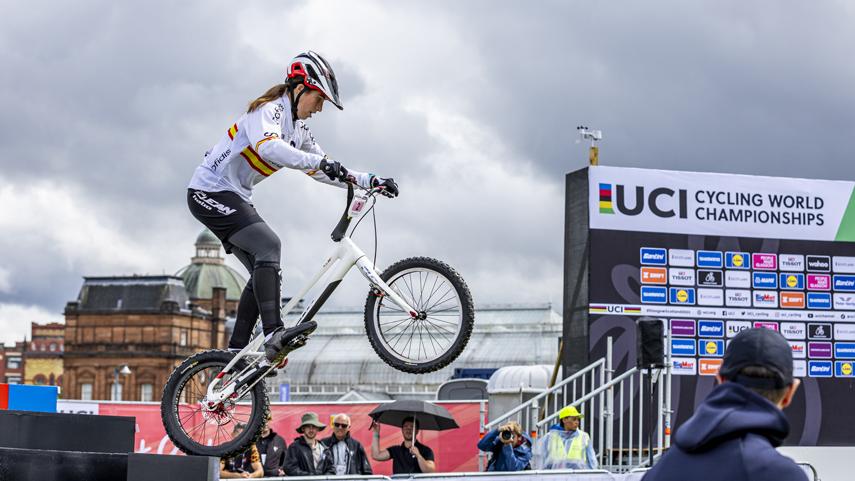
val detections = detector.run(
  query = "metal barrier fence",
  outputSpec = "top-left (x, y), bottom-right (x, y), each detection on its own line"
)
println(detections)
top-left (480, 336), bottom-right (675, 473)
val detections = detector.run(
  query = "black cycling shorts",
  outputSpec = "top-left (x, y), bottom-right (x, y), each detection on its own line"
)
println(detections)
top-left (186, 189), bottom-right (264, 252)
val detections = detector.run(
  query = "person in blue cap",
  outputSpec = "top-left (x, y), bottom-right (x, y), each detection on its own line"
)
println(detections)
top-left (644, 328), bottom-right (807, 481)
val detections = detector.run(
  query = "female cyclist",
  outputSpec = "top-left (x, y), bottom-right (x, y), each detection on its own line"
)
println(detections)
top-left (187, 51), bottom-right (398, 362)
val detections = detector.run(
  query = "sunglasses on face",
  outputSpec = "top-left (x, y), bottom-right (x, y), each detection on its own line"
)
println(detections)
top-left (334, 423), bottom-right (350, 428)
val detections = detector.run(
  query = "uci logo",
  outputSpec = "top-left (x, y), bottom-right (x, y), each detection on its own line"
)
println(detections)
top-left (600, 184), bottom-right (688, 219)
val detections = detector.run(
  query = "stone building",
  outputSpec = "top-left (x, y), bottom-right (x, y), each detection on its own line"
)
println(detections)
top-left (62, 276), bottom-right (229, 401)
top-left (23, 322), bottom-right (64, 386)
top-left (175, 229), bottom-right (245, 315)
top-left (0, 341), bottom-right (26, 384)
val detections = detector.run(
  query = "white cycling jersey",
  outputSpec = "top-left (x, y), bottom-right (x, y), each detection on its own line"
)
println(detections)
top-left (189, 94), bottom-right (372, 201)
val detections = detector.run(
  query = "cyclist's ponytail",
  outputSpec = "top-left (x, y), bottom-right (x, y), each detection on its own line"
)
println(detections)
top-left (247, 83), bottom-right (290, 113)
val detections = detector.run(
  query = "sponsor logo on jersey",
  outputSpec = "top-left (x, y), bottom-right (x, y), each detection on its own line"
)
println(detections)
top-left (670, 339), bottom-right (697, 356)
top-left (809, 360), bottom-right (832, 377)
top-left (780, 292), bottom-right (806, 309)
top-left (752, 290), bottom-right (778, 308)
top-left (669, 287), bottom-right (696, 305)
top-left (670, 319), bottom-right (696, 337)
top-left (697, 270), bottom-right (723, 287)
top-left (725, 289), bottom-right (751, 307)
top-left (779, 273), bottom-right (805, 290)
top-left (699, 358), bottom-right (723, 376)
top-left (725, 252), bottom-right (750, 270)
top-left (779, 254), bottom-right (805, 271)
top-left (788, 341), bottom-right (806, 359)
top-left (725, 271), bottom-right (751, 288)
top-left (668, 249), bottom-right (695, 267)
top-left (726, 321), bottom-right (751, 338)
top-left (190, 190), bottom-right (237, 216)
top-left (696, 251), bottom-right (723, 268)
top-left (833, 275), bottom-right (855, 292)
top-left (698, 339), bottom-right (724, 357)
top-left (640, 248), bottom-right (667, 265)
top-left (697, 288), bottom-right (724, 306)
top-left (836, 361), bottom-right (855, 378)
top-left (640, 267), bottom-right (667, 284)
top-left (807, 255), bottom-right (831, 272)
top-left (668, 268), bottom-right (696, 286)
top-left (754, 321), bottom-right (779, 331)
top-left (752, 272), bottom-right (778, 289)
top-left (640, 286), bottom-right (668, 304)
top-left (835, 343), bottom-right (855, 359)
top-left (808, 323), bottom-right (832, 340)
top-left (833, 256), bottom-right (855, 274)
top-left (752, 253), bottom-right (777, 270)
top-left (780, 322), bottom-right (806, 340)
top-left (698, 320), bottom-right (724, 338)
top-left (671, 357), bottom-right (697, 376)
top-left (807, 292), bottom-right (832, 309)
top-left (807, 274), bottom-right (831, 291)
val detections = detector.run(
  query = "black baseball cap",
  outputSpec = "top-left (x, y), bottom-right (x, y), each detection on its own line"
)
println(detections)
top-left (718, 328), bottom-right (794, 389)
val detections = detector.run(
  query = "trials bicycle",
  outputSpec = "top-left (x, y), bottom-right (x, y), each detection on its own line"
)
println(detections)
top-left (160, 181), bottom-right (475, 457)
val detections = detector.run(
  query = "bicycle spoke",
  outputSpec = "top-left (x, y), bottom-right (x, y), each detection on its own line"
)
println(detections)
top-left (422, 275), bottom-right (442, 313)
top-left (426, 316), bottom-right (460, 326)
top-left (423, 286), bottom-right (455, 312)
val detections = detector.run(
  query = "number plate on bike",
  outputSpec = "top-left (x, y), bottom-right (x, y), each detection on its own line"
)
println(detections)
top-left (349, 194), bottom-right (368, 217)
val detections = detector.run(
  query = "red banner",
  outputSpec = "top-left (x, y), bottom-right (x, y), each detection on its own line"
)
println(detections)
top-left (94, 401), bottom-right (483, 474)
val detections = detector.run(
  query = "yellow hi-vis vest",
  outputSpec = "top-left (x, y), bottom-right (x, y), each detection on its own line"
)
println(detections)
top-left (547, 430), bottom-right (589, 464)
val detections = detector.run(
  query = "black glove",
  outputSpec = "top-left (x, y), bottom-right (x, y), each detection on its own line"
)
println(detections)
top-left (319, 158), bottom-right (348, 182)
top-left (372, 176), bottom-right (399, 197)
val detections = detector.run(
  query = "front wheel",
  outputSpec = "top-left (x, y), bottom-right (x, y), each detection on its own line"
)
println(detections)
top-left (364, 256), bottom-right (475, 373)
top-left (160, 350), bottom-right (269, 458)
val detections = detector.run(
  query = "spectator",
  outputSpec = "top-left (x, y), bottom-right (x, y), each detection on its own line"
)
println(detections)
top-left (643, 328), bottom-right (807, 481)
top-left (220, 423), bottom-right (264, 478)
top-left (371, 417), bottom-right (436, 474)
top-left (321, 413), bottom-right (373, 475)
top-left (284, 412), bottom-right (335, 476)
top-left (477, 420), bottom-right (532, 471)
top-left (256, 412), bottom-right (287, 477)
top-left (533, 406), bottom-right (598, 470)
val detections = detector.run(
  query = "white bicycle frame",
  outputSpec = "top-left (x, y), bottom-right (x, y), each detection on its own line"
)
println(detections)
top-left (205, 186), bottom-right (417, 403)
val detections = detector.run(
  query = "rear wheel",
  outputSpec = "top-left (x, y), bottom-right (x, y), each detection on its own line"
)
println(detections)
top-left (160, 350), bottom-right (268, 457)
top-left (364, 257), bottom-right (474, 373)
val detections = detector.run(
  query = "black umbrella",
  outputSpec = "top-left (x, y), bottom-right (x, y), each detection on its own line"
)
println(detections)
top-left (369, 400), bottom-right (459, 431)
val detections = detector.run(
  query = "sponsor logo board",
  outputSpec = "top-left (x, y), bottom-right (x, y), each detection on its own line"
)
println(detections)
top-left (698, 320), bottom-right (724, 337)
top-left (699, 358), bottom-right (723, 376)
top-left (640, 267), bottom-right (667, 284)
top-left (807, 292), bottom-right (832, 309)
top-left (779, 254), bottom-right (805, 271)
top-left (834, 342), bottom-right (855, 359)
top-left (669, 287), bottom-right (696, 305)
top-left (780, 322), bottom-right (806, 340)
top-left (697, 270), bottom-right (723, 287)
top-left (834, 323), bottom-right (855, 341)
top-left (753, 290), bottom-right (778, 308)
top-left (807, 255), bottom-right (831, 272)
top-left (640, 248), bottom-right (667, 265)
top-left (835, 361), bottom-right (855, 378)
top-left (833, 256), bottom-right (855, 274)
top-left (780, 292), bottom-right (806, 309)
top-left (752, 253), bottom-right (777, 270)
top-left (697, 288), bottom-right (724, 306)
top-left (698, 339), bottom-right (724, 357)
top-left (754, 321), bottom-right (779, 331)
top-left (833, 293), bottom-right (855, 310)
top-left (696, 251), bottom-right (723, 268)
top-left (809, 360), bottom-right (833, 377)
top-left (726, 320), bottom-right (752, 338)
top-left (752, 272), bottom-right (778, 289)
top-left (670, 319), bottom-right (696, 337)
top-left (669, 268), bottom-right (696, 286)
top-left (779, 273), bottom-right (805, 290)
top-left (833, 275), bottom-right (855, 292)
top-left (808, 323), bottom-right (832, 340)
top-left (671, 357), bottom-right (697, 376)
top-left (808, 342), bottom-right (832, 358)
top-left (670, 339), bottom-right (697, 356)
top-left (725, 271), bottom-right (751, 288)
top-left (793, 360), bottom-right (807, 377)
top-left (725, 252), bottom-right (750, 269)
top-left (788, 341), bottom-right (806, 359)
top-left (725, 289), bottom-right (751, 307)
top-left (669, 249), bottom-right (695, 267)
top-left (641, 286), bottom-right (668, 304)
top-left (807, 274), bottom-right (831, 291)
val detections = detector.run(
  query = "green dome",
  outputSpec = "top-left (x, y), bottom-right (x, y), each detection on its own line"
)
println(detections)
top-left (196, 229), bottom-right (220, 246)
top-left (176, 262), bottom-right (246, 301)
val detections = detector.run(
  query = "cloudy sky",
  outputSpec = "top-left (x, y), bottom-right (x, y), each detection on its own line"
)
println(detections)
top-left (1, 0), bottom-right (853, 344)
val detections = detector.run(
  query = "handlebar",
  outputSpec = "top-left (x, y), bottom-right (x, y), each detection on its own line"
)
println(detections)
top-left (330, 181), bottom-right (387, 241)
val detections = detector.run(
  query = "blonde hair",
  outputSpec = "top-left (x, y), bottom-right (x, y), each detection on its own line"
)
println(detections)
top-left (247, 83), bottom-right (290, 113)
top-left (500, 421), bottom-right (522, 436)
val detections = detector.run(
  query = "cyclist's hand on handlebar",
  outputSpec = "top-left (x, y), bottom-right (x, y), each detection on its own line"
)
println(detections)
top-left (319, 157), bottom-right (349, 182)
top-left (372, 176), bottom-right (399, 197)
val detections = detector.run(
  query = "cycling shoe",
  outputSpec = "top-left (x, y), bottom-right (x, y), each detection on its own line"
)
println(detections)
top-left (264, 321), bottom-right (318, 363)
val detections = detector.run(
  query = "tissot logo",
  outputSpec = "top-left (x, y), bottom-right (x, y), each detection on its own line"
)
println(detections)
top-left (807, 255), bottom-right (831, 272)
top-left (600, 184), bottom-right (688, 218)
top-left (780, 322), bottom-right (806, 340)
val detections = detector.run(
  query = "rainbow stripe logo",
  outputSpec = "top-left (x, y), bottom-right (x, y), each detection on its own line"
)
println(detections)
top-left (599, 183), bottom-right (614, 214)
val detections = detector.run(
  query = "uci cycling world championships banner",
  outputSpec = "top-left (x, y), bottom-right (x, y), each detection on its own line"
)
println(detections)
top-left (577, 165), bottom-right (855, 446)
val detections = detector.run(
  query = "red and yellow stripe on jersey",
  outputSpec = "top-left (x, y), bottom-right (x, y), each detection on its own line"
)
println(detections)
top-left (240, 146), bottom-right (277, 177)
top-left (227, 123), bottom-right (238, 140)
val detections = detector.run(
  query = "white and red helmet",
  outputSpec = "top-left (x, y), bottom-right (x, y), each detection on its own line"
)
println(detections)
top-left (287, 51), bottom-right (343, 110)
